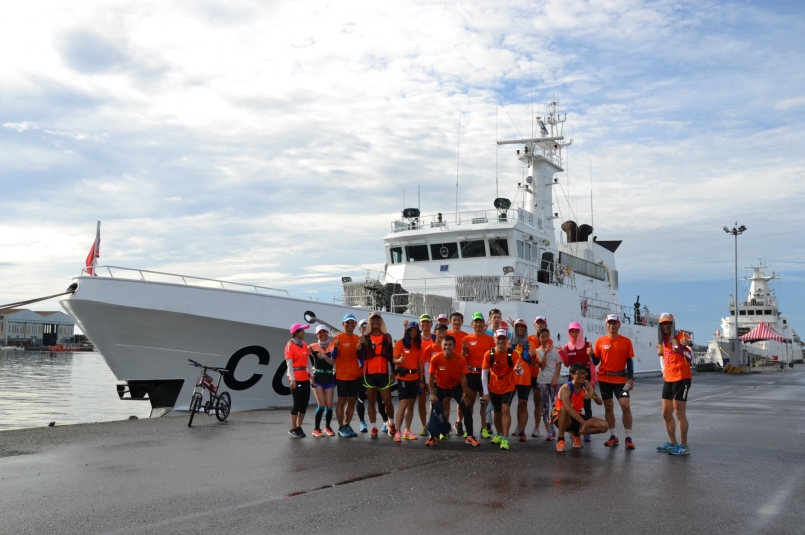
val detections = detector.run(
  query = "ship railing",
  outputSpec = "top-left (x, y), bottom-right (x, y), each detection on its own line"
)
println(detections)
top-left (331, 294), bottom-right (378, 310)
top-left (387, 275), bottom-right (540, 304)
top-left (579, 296), bottom-right (659, 326)
top-left (80, 266), bottom-right (289, 296)
top-left (390, 207), bottom-right (538, 233)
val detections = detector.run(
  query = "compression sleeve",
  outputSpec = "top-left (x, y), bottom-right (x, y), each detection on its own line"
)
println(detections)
top-left (285, 358), bottom-right (295, 381)
top-left (591, 355), bottom-right (601, 366)
top-left (331, 345), bottom-right (339, 359)
top-left (481, 369), bottom-right (490, 395)
top-left (626, 358), bottom-right (634, 380)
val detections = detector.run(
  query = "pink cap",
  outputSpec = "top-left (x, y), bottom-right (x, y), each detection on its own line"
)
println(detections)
top-left (568, 322), bottom-right (582, 330)
top-left (500, 321), bottom-right (509, 330)
top-left (494, 329), bottom-right (508, 338)
top-left (290, 323), bottom-right (310, 334)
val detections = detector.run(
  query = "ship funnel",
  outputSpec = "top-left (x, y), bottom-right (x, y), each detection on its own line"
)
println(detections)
top-left (561, 221), bottom-right (578, 242)
top-left (578, 224), bottom-right (594, 242)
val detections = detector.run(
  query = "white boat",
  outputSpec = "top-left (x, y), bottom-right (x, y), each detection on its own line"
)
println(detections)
top-left (0, 346), bottom-right (25, 352)
top-left (705, 264), bottom-right (803, 368)
top-left (60, 102), bottom-right (669, 417)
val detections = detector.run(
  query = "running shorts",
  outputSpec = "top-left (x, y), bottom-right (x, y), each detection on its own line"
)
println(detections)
top-left (336, 378), bottom-right (360, 398)
top-left (466, 372), bottom-right (482, 393)
top-left (662, 379), bottom-right (691, 401)
top-left (435, 385), bottom-right (462, 403)
top-left (397, 379), bottom-right (419, 400)
top-left (363, 373), bottom-right (392, 390)
top-left (516, 385), bottom-right (530, 401)
top-left (313, 378), bottom-right (336, 390)
top-left (599, 381), bottom-right (630, 400)
top-left (489, 390), bottom-right (516, 412)
top-left (531, 378), bottom-right (539, 389)
top-left (568, 414), bottom-right (591, 434)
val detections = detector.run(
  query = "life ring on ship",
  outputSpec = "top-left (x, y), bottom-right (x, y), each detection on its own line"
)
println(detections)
top-left (582, 298), bottom-right (589, 317)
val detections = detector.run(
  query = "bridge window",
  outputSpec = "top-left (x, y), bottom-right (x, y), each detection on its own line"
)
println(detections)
top-left (390, 247), bottom-right (403, 264)
top-left (764, 310), bottom-right (773, 315)
top-left (739, 310), bottom-right (746, 315)
top-left (430, 242), bottom-right (459, 260)
top-left (405, 245), bottom-right (430, 262)
top-left (460, 240), bottom-right (486, 258)
top-left (747, 310), bottom-right (755, 315)
top-left (489, 238), bottom-right (509, 257)
top-left (516, 240), bottom-right (532, 260)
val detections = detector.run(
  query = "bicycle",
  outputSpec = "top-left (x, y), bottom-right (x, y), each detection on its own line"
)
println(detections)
top-left (187, 359), bottom-right (231, 427)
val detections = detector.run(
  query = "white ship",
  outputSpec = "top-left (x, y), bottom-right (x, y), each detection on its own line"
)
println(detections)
top-left (706, 264), bottom-right (803, 367)
top-left (60, 102), bottom-right (668, 417)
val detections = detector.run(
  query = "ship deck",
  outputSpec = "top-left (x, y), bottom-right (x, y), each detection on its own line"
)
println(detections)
top-left (2, 368), bottom-right (804, 534)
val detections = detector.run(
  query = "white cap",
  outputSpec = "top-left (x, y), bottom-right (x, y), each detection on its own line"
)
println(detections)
top-left (606, 314), bottom-right (620, 323)
top-left (495, 329), bottom-right (508, 338)
top-left (315, 325), bottom-right (329, 333)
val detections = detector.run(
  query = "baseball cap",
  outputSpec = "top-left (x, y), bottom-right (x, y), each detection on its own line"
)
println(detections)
top-left (606, 314), bottom-right (620, 323)
top-left (343, 313), bottom-right (357, 323)
top-left (419, 313), bottom-right (433, 322)
top-left (368, 311), bottom-right (382, 319)
top-left (500, 321), bottom-right (508, 330)
top-left (471, 312), bottom-right (484, 321)
top-left (407, 321), bottom-right (420, 331)
top-left (514, 318), bottom-right (527, 327)
top-left (659, 313), bottom-right (674, 324)
top-left (315, 325), bottom-right (329, 333)
top-left (359, 318), bottom-right (368, 326)
top-left (494, 329), bottom-right (508, 338)
top-left (290, 323), bottom-right (309, 334)
top-left (434, 323), bottom-right (448, 331)
top-left (534, 316), bottom-right (547, 324)
top-left (437, 314), bottom-right (449, 321)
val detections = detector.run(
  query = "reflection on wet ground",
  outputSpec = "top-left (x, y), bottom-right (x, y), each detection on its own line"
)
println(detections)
top-left (0, 351), bottom-right (149, 431)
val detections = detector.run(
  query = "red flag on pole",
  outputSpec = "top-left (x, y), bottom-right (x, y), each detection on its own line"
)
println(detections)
top-left (85, 221), bottom-right (101, 276)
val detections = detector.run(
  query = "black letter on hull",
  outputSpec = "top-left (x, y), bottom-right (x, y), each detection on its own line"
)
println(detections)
top-left (224, 346), bottom-right (270, 391)
top-left (272, 361), bottom-right (291, 396)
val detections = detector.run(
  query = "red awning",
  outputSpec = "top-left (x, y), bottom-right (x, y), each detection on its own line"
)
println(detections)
top-left (740, 322), bottom-right (792, 343)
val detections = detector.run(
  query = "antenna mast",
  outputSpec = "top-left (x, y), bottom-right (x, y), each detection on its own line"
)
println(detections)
top-left (455, 115), bottom-right (461, 217)
top-left (495, 106), bottom-right (498, 198)
top-left (589, 141), bottom-right (594, 230)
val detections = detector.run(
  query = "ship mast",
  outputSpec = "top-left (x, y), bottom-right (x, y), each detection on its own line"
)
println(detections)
top-left (497, 101), bottom-right (573, 240)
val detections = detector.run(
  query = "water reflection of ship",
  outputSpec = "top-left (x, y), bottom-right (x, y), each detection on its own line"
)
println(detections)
top-left (705, 263), bottom-right (803, 368)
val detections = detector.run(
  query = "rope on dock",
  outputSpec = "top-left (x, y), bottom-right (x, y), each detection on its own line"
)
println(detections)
top-left (0, 283), bottom-right (78, 312)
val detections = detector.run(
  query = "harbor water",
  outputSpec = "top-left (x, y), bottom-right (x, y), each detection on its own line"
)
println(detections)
top-left (0, 351), bottom-right (150, 431)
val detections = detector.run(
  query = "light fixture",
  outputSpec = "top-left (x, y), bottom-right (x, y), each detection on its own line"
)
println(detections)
top-left (402, 208), bottom-right (420, 219)
top-left (493, 198), bottom-right (512, 210)
top-left (503, 266), bottom-right (515, 275)
top-left (341, 276), bottom-right (352, 284)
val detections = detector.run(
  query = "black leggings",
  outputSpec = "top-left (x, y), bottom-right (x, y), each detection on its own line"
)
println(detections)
top-left (357, 382), bottom-right (388, 422)
top-left (291, 382), bottom-right (311, 415)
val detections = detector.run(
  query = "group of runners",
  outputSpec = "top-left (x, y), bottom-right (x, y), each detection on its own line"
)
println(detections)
top-left (284, 308), bottom-right (693, 455)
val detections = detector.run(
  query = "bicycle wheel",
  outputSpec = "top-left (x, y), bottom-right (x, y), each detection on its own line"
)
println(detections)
top-left (216, 391), bottom-right (231, 422)
top-left (188, 392), bottom-right (202, 427)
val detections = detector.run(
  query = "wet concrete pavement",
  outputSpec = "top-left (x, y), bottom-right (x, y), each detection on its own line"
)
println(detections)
top-left (2, 368), bottom-right (804, 534)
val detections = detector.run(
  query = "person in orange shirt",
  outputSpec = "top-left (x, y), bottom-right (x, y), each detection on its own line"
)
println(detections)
top-left (590, 314), bottom-right (636, 449)
top-left (332, 313), bottom-right (364, 438)
top-left (655, 313), bottom-right (693, 455)
top-left (553, 363), bottom-right (608, 452)
top-left (358, 312), bottom-right (396, 438)
top-left (458, 312), bottom-right (496, 439)
top-left (482, 329), bottom-right (524, 450)
top-left (447, 312), bottom-right (468, 347)
top-left (403, 314), bottom-right (437, 436)
top-left (393, 322), bottom-right (424, 441)
top-left (510, 318), bottom-right (532, 442)
top-left (426, 335), bottom-right (479, 447)
top-left (285, 323), bottom-right (313, 438)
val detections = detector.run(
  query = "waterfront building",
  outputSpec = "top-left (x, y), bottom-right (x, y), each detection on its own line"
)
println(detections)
top-left (0, 309), bottom-right (75, 346)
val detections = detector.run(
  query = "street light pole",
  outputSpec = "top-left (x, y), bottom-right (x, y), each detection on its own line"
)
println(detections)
top-left (724, 223), bottom-right (747, 365)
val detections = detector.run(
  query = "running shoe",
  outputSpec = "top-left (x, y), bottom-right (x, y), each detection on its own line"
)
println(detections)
top-left (491, 434), bottom-right (502, 445)
top-left (556, 439), bottom-right (567, 452)
top-left (338, 426), bottom-right (351, 438)
top-left (518, 431), bottom-right (527, 443)
top-left (381, 423), bottom-right (388, 434)
top-left (439, 434), bottom-right (446, 440)
top-left (545, 428), bottom-right (555, 442)
top-left (403, 429), bottom-right (418, 440)
top-left (668, 444), bottom-right (690, 455)
top-left (311, 429), bottom-right (324, 438)
top-left (500, 438), bottom-right (509, 450)
top-left (455, 421), bottom-right (464, 436)
top-left (324, 427), bottom-right (335, 436)
top-left (571, 434), bottom-right (582, 449)
top-left (370, 427), bottom-right (379, 439)
top-left (289, 428), bottom-right (301, 438)
top-left (583, 434), bottom-right (592, 443)
top-left (625, 437), bottom-right (636, 450)
top-left (512, 426), bottom-right (523, 437)
top-left (465, 436), bottom-right (481, 447)
top-left (604, 435), bottom-right (619, 447)
top-left (481, 428), bottom-right (492, 440)
top-left (531, 427), bottom-right (541, 438)
top-left (296, 427), bottom-right (306, 438)
top-left (388, 423), bottom-right (397, 437)
top-left (347, 425), bottom-right (358, 437)
top-left (393, 431), bottom-right (402, 442)
top-left (419, 427), bottom-right (429, 436)
top-left (425, 437), bottom-right (437, 447)
top-left (656, 441), bottom-right (677, 452)
top-left (360, 422), bottom-right (368, 433)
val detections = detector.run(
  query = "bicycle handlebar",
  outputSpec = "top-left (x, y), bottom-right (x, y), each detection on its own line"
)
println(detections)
top-left (188, 359), bottom-right (228, 374)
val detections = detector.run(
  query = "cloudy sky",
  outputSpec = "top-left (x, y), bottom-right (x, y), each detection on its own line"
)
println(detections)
top-left (1, 0), bottom-right (804, 340)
